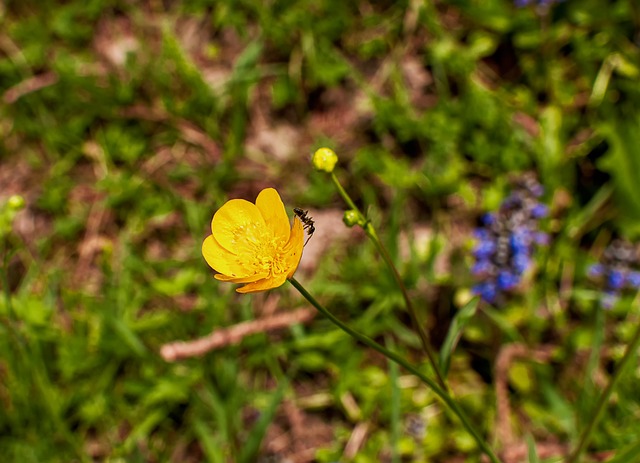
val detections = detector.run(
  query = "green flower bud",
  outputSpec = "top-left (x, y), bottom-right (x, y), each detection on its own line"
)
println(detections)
top-left (343, 210), bottom-right (360, 228)
top-left (312, 147), bottom-right (338, 173)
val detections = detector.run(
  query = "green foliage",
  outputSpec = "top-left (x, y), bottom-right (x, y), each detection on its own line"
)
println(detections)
top-left (599, 115), bottom-right (640, 238)
top-left (2, 0), bottom-right (640, 461)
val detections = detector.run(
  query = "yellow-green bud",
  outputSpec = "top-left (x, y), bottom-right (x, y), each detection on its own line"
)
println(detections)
top-left (7, 195), bottom-right (25, 211)
top-left (312, 147), bottom-right (338, 173)
top-left (343, 210), bottom-right (360, 228)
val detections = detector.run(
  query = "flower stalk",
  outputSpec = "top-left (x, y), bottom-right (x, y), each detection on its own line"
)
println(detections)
top-left (566, 313), bottom-right (640, 463)
top-left (329, 170), bottom-right (447, 390)
top-left (289, 277), bottom-right (501, 463)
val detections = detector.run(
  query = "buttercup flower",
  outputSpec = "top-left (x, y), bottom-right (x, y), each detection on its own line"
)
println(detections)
top-left (202, 188), bottom-right (304, 293)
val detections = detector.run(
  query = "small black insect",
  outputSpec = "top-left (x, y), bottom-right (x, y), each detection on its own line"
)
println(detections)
top-left (293, 207), bottom-right (315, 245)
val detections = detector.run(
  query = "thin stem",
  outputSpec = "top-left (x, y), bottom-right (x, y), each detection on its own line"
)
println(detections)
top-left (329, 172), bottom-right (447, 390)
top-left (330, 172), bottom-right (363, 218)
top-left (289, 277), bottom-right (502, 463)
top-left (1, 239), bottom-right (13, 318)
top-left (367, 225), bottom-right (447, 389)
top-left (566, 315), bottom-right (640, 463)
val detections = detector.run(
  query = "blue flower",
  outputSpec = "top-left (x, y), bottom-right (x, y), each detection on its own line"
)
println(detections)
top-left (472, 259), bottom-right (493, 276)
top-left (473, 282), bottom-right (497, 304)
top-left (473, 239), bottom-right (497, 259)
top-left (628, 271), bottom-right (640, 289)
top-left (482, 213), bottom-right (496, 226)
top-left (588, 239), bottom-right (640, 309)
top-left (588, 264), bottom-right (605, 278)
top-left (510, 232), bottom-right (530, 253)
top-left (513, 253), bottom-right (531, 274)
top-left (497, 271), bottom-right (519, 291)
top-left (530, 204), bottom-right (549, 219)
top-left (515, 0), bottom-right (564, 7)
top-left (471, 175), bottom-right (549, 304)
top-left (608, 270), bottom-right (626, 290)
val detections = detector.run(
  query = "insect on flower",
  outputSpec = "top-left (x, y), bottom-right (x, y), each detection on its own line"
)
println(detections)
top-left (293, 207), bottom-right (315, 246)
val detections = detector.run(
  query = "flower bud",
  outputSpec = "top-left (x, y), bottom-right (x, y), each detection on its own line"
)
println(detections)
top-left (312, 147), bottom-right (338, 173)
top-left (343, 210), bottom-right (360, 228)
top-left (7, 195), bottom-right (25, 211)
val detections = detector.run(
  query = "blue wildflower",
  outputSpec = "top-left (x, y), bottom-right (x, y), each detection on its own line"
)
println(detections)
top-left (473, 282), bottom-right (498, 304)
top-left (497, 271), bottom-right (519, 291)
top-left (472, 259), bottom-right (493, 276)
top-left (513, 253), bottom-right (531, 274)
top-left (482, 213), bottom-right (497, 226)
top-left (588, 239), bottom-right (640, 309)
top-left (627, 271), bottom-right (640, 289)
top-left (471, 174), bottom-right (549, 304)
top-left (608, 269), bottom-right (626, 290)
top-left (587, 264), bottom-right (605, 278)
top-left (530, 204), bottom-right (549, 219)
top-left (515, 0), bottom-right (564, 8)
top-left (473, 239), bottom-right (497, 259)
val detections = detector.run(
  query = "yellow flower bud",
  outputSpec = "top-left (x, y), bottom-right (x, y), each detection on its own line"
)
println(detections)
top-left (312, 147), bottom-right (338, 173)
top-left (7, 195), bottom-right (25, 211)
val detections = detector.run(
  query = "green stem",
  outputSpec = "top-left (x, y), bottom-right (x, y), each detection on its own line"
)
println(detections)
top-left (329, 172), bottom-right (447, 390)
top-left (1, 239), bottom-right (13, 319)
top-left (330, 172), bottom-right (362, 216)
top-left (289, 277), bottom-right (502, 463)
top-left (566, 315), bottom-right (640, 463)
top-left (368, 225), bottom-right (447, 389)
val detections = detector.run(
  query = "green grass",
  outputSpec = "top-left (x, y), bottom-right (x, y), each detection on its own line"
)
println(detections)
top-left (2, 0), bottom-right (640, 461)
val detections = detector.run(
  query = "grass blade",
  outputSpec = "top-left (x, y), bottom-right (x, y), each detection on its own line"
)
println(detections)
top-left (438, 297), bottom-right (479, 377)
top-left (238, 378), bottom-right (288, 463)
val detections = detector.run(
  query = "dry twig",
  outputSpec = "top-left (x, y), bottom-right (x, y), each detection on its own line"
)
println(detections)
top-left (3, 72), bottom-right (58, 103)
top-left (160, 308), bottom-right (315, 362)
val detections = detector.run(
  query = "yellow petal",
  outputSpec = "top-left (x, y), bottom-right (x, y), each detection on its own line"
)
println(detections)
top-left (256, 188), bottom-right (290, 244)
top-left (214, 272), bottom-right (269, 283)
top-left (285, 217), bottom-right (305, 278)
top-left (202, 235), bottom-right (253, 278)
top-left (210, 198), bottom-right (265, 252)
top-left (236, 273), bottom-right (288, 293)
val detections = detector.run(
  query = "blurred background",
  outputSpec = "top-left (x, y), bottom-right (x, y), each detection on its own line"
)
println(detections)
top-left (1, 0), bottom-right (640, 462)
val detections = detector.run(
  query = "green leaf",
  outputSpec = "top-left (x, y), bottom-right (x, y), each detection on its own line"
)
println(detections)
top-left (233, 40), bottom-right (264, 72)
top-left (107, 315), bottom-right (148, 357)
top-left (438, 297), bottom-right (479, 377)
top-left (481, 306), bottom-right (525, 343)
top-left (123, 409), bottom-right (166, 453)
top-left (606, 439), bottom-right (640, 463)
top-left (600, 116), bottom-right (640, 237)
top-left (237, 379), bottom-right (288, 463)
top-left (566, 183), bottom-right (614, 239)
top-left (538, 105), bottom-right (563, 186)
top-left (526, 434), bottom-right (539, 463)
top-left (387, 337), bottom-right (400, 463)
top-left (193, 419), bottom-right (225, 463)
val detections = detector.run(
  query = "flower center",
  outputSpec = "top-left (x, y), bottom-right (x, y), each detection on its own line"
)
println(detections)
top-left (236, 222), bottom-right (288, 277)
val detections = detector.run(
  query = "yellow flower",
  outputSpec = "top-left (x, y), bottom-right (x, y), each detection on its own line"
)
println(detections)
top-left (202, 188), bottom-right (304, 293)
